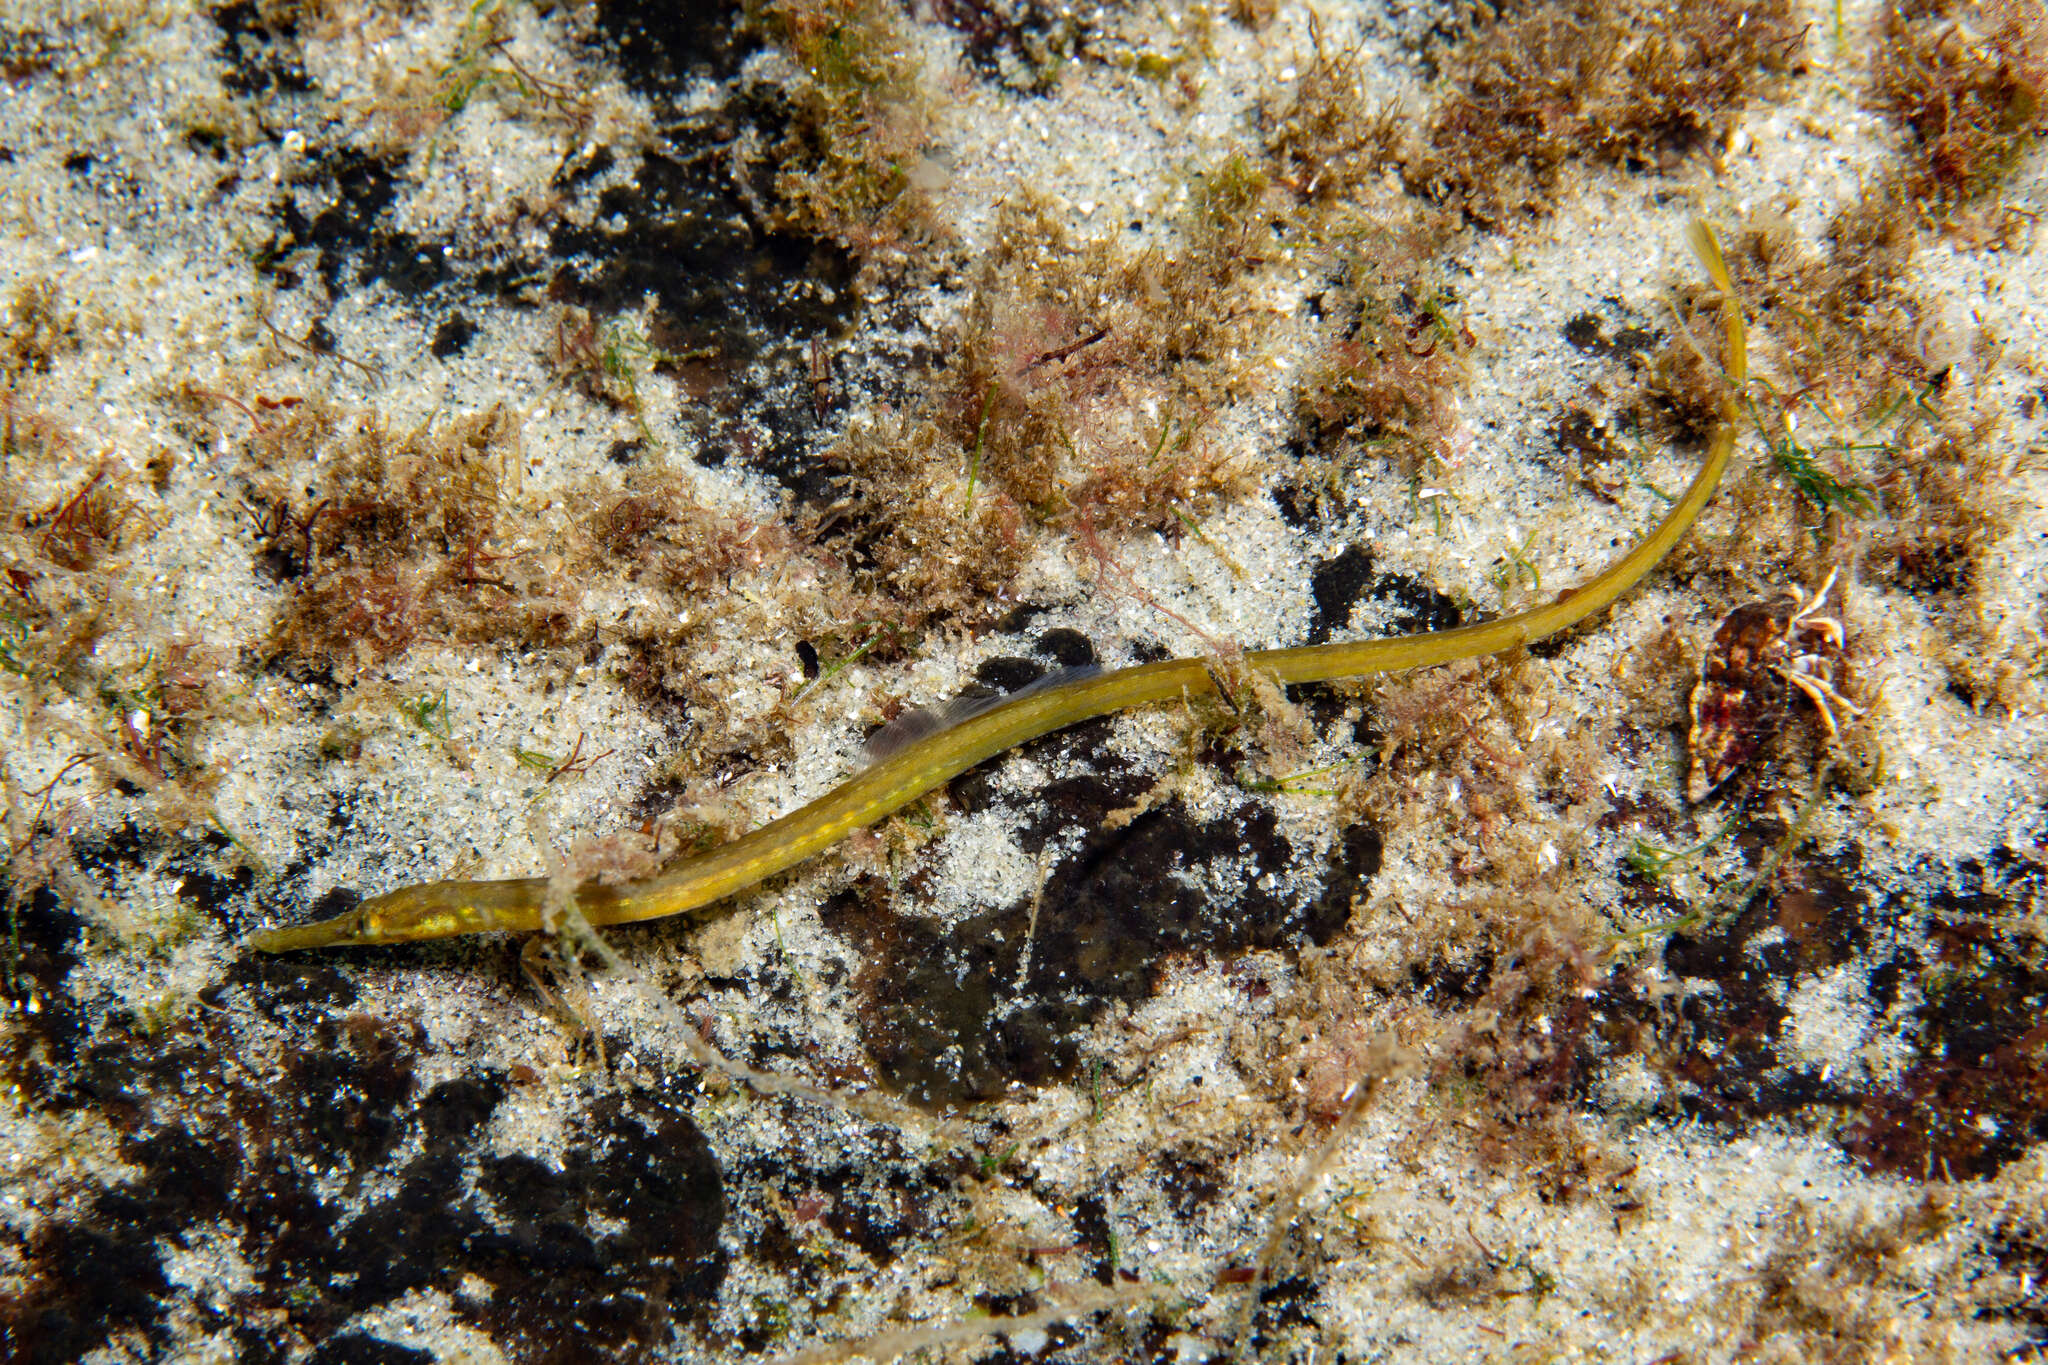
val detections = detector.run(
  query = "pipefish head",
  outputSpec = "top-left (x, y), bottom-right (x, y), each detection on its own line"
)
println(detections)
top-left (245, 902), bottom-right (382, 952)
top-left (244, 887), bottom-right (443, 952)
top-left (247, 880), bottom-right (544, 951)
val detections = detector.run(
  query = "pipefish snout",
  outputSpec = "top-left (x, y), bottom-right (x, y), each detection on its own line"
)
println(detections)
top-left (250, 223), bottom-right (1749, 954)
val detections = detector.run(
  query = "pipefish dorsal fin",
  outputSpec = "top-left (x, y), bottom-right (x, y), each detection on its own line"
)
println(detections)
top-left (863, 664), bottom-right (1105, 765)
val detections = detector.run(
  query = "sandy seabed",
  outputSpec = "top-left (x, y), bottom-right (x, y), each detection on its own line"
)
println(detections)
top-left (2, 2), bottom-right (2046, 1361)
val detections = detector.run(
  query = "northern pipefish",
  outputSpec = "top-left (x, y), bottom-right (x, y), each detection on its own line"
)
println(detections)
top-left (250, 223), bottom-right (1746, 952)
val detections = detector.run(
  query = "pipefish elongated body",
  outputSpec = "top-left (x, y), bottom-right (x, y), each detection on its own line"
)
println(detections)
top-left (250, 224), bottom-right (1747, 953)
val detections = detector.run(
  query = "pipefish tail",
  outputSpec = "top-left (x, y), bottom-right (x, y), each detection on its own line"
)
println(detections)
top-left (250, 224), bottom-right (1747, 953)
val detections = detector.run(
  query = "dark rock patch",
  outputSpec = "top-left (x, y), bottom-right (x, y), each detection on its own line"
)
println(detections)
top-left (0, 964), bottom-right (724, 1363)
top-left (212, 0), bottom-right (314, 97)
top-left (1309, 543), bottom-right (1465, 644)
top-left (1560, 305), bottom-right (1661, 362)
top-left (928, 0), bottom-right (1103, 95)
top-left (264, 147), bottom-right (449, 298)
top-left (824, 782), bottom-right (1378, 1108)
top-left (1035, 627), bottom-right (1097, 668)
top-left (1843, 860), bottom-right (2048, 1181)
top-left (1588, 836), bottom-right (2048, 1183)
top-left (431, 312), bottom-right (477, 358)
top-left (591, 0), bottom-right (755, 96)
top-left (1595, 835), bottom-right (1872, 1128)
